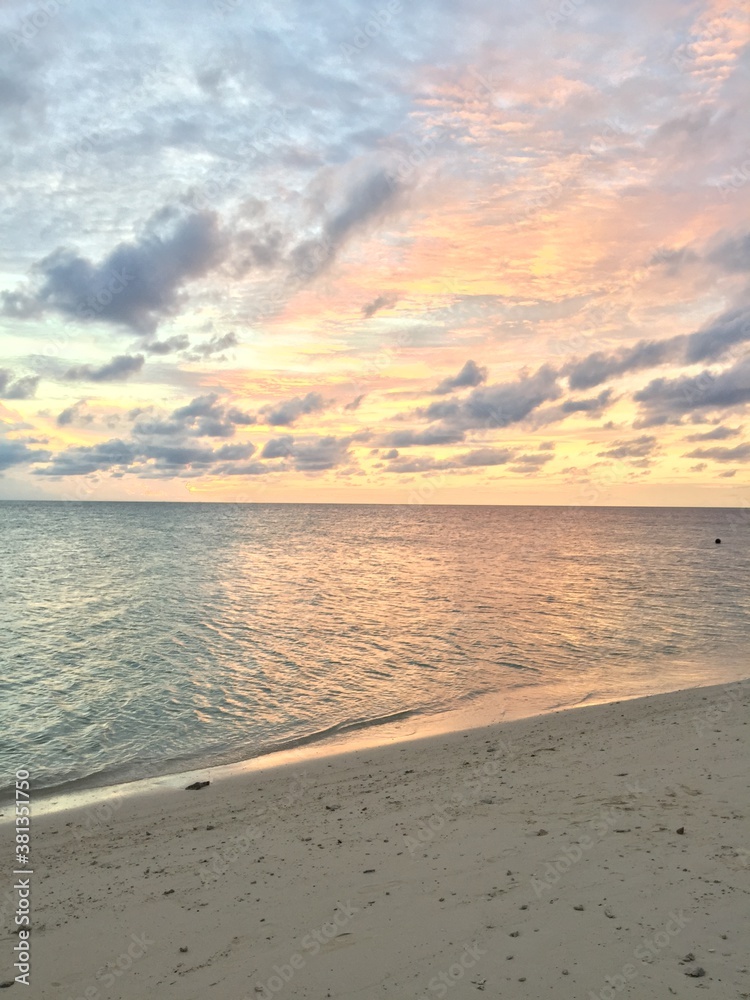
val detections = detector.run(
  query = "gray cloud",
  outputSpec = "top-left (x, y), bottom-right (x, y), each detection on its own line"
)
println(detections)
top-left (634, 356), bottom-right (750, 422)
top-left (0, 369), bottom-right (39, 399)
top-left (64, 354), bottom-right (145, 383)
top-left (707, 232), bottom-right (750, 275)
top-left (344, 393), bottom-right (366, 411)
top-left (144, 335), bottom-right (191, 355)
top-left (144, 393), bottom-right (255, 438)
top-left (187, 332), bottom-right (239, 359)
top-left (433, 359), bottom-right (488, 395)
top-left (423, 365), bottom-right (560, 431)
top-left (289, 165), bottom-right (406, 280)
top-left (685, 443), bottom-right (750, 463)
top-left (0, 435), bottom-right (46, 472)
top-left (561, 389), bottom-right (613, 414)
top-left (562, 306), bottom-right (750, 393)
top-left (384, 446), bottom-right (515, 474)
top-left (261, 436), bottom-right (295, 459)
top-left (508, 452), bottom-right (555, 474)
top-left (458, 447), bottom-right (514, 467)
top-left (564, 340), bottom-right (677, 391)
top-left (2, 208), bottom-right (229, 334)
top-left (34, 435), bottom-right (256, 478)
top-left (261, 433), bottom-right (353, 471)
top-left (34, 438), bottom-right (139, 477)
top-left (57, 400), bottom-right (92, 427)
top-left (597, 435), bottom-right (658, 460)
top-left (381, 425), bottom-right (466, 448)
top-left (260, 392), bottom-right (326, 426)
top-left (683, 306), bottom-right (750, 364)
top-left (684, 425), bottom-right (742, 442)
top-left (362, 294), bottom-right (396, 318)
top-left (390, 365), bottom-right (560, 448)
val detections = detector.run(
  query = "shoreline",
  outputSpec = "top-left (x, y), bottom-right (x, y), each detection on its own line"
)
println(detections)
top-left (19, 679), bottom-right (749, 998)
top-left (5, 673), bottom-right (748, 821)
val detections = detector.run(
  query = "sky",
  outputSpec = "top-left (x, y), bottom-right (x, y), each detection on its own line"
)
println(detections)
top-left (0, 0), bottom-right (749, 504)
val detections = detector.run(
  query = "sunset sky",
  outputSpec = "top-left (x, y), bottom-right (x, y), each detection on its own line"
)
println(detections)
top-left (1, 0), bottom-right (749, 503)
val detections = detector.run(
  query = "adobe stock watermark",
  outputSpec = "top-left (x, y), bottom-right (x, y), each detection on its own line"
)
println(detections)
top-left (6, 0), bottom-right (71, 52)
top-left (588, 910), bottom-right (691, 1000)
top-left (201, 771), bottom-right (311, 885)
top-left (67, 931), bottom-right (154, 1000)
top-left (715, 149), bottom-right (750, 198)
top-left (212, 0), bottom-right (244, 16)
top-left (692, 683), bottom-right (744, 736)
top-left (249, 901), bottom-right (359, 998)
top-left (58, 73), bottom-right (161, 171)
top-left (547, 0), bottom-right (586, 29)
top-left (186, 109), bottom-right (289, 214)
top-left (422, 942), bottom-right (485, 997)
top-left (509, 119), bottom-right (625, 226)
top-left (71, 793), bottom-right (124, 842)
top-left (199, 823), bottom-right (261, 885)
top-left (531, 781), bottom-right (648, 897)
top-left (340, 0), bottom-right (402, 62)
top-left (384, 126), bottom-right (447, 191)
top-left (404, 736), bottom-right (517, 852)
top-left (75, 266), bottom-right (134, 321)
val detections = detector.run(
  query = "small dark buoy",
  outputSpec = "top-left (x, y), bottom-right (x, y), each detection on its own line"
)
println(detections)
top-left (715, 538), bottom-right (721, 544)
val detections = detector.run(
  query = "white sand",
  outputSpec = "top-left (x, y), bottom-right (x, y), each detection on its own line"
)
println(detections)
top-left (5, 681), bottom-right (749, 999)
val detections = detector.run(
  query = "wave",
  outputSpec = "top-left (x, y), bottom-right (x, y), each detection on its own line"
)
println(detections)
top-left (0, 706), bottom-right (433, 805)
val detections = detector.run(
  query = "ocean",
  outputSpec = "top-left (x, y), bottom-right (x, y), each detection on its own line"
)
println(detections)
top-left (2, 502), bottom-right (748, 800)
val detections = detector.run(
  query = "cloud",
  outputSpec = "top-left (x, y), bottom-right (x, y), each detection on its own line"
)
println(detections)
top-left (534, 388), bottom-right (614, 425)
top-left (0, 435), bottom-right (46, 473)
top-left (327, 169), bottom-right (398, 243)
top-left (261, 433), bottom-right (353, 471)
top-left (634, 356), bottom-right (750, 422)
top-left (685, 443), bottom-right (750, 463)
top-left (422, 365), bottom-right (560, 432)
top-left (64, 354), bottom-right (145, 383)
top-left (564, 340), bottom-right (678, 391)
top-left (432, 359), bottom-right (488, 395)
top-left (187, 332), bottom-right (239, 359)
top-left (388, 366), bottom-right (561, 448)
top-left (508, 452), bottom-right (555, 474)
top-left (2, 208), bottom-right (229, 334)
top-left (34, 435), bottom-right (257, 478)
top-left (34, 438), bottom-right (139, 477)
top-left (684, 425), bottom-right (742, 441)
top-left (0, 369), bottom-right (39, 400)
top-left (289, 163), bottom-right (406, 280)
top-left (384, 446), bottom-right (514, 474)
top-left (381, 425), bottom-right (466, 448)
top-left (707, 232), bottom-right (750, 274)
top-left (597, 435), bottom-right (658, 460)
top-left (261, 436), bottom-right (295, 459)
top-left (683, 306), bottom-right (750, 364)
top-left (57, 400), bottom-right (91, 427)
top-left (344, 393), bottom-right (366, 411)
top-left (292, 436), bottom-right (354, 471)
top-left (260, 392), bottom-right (326, 426)
top-left (129, 394), bottom-right (255, 439)
top-left (562, 306), bottom-right (750, 392)
top-left (143, 393), bottom-right (255, 438)
top-left (561, 389), bottom-right (613, 414)
top-left (458, 447), bottom-right (514, 468)
top-left (362, 294), bottom-right (396, 318)
top-left (144, 335), bottom-right (191, 355)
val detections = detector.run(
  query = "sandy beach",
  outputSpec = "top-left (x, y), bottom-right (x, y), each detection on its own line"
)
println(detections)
top-left (5, 681), bottom-right (749, 999)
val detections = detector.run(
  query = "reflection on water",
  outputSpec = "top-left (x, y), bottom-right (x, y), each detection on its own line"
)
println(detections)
top-left (1, 502), bottom-right (747, 794)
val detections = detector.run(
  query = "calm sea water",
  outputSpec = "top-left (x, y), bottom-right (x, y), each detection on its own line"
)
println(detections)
top-left (1, 503), bottom-right (748, 797)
